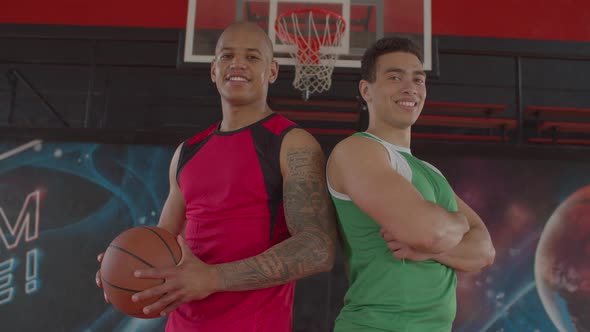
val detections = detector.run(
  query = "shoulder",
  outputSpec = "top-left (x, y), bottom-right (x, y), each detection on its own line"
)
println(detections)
top-left (281, 128), bottom-right (321, 150)
top-left (328, 134), bottom-right (388, 166)
top-left (279, 128), bottom-right (325, 176)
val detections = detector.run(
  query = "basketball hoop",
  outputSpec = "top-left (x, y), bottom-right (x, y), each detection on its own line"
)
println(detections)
top-left (275, 8), bottom-right (346, 99)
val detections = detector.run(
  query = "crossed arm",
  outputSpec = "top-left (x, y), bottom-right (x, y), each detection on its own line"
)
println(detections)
top-left (327, 135), bottom-right (470, 254)
top-left (384, 194), bottom-right (495, 272)
top-left (430, 195), bottom-right (495, 272)
top-left (327, 134), bottom-right (494, 273)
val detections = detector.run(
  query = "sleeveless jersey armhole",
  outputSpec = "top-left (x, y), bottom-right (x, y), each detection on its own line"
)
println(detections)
top-left (175, 141), bottom-right (187, 186)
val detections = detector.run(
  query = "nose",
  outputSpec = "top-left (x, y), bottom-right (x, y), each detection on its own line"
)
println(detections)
top-left (230, 55), bottom-right (247, 69)
top-left (400, 79), bottom-right (418, 95)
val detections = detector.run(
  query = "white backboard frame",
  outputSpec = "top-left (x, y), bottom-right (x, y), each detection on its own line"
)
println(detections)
top-left (183, 0), bottom-right (432, 70)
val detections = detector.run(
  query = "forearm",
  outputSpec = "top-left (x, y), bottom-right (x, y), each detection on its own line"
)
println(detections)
top-left (213, 231), bottom-right (334, 292)
top-left (432, 226), bottom-right (495, 272)
top-left (420, 206), bottom-right (469, 254)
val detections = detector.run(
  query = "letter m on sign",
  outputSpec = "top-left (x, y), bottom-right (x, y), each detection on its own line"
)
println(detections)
top-left (0, 191), bottom-right (40, 251)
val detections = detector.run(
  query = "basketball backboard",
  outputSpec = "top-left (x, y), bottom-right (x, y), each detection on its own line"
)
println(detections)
top-left (183, 0), bottom-right (433, 70)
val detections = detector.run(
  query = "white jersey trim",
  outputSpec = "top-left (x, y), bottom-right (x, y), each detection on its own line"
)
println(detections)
top-left (328, 132), bottom-right (414, 201)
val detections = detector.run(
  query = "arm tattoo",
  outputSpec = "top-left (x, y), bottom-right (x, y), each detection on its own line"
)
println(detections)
top-left (215, 146), bottom-right (338, 291)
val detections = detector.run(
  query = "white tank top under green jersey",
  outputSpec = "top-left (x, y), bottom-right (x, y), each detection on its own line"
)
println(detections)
top-left (329, 132), bottom-right (458, 332)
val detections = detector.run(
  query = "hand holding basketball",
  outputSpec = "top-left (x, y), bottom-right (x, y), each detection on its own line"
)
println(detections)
top-left (99, 226), bottom-right (182, 318)
top-left (132, 235), bottom-right (221, 316)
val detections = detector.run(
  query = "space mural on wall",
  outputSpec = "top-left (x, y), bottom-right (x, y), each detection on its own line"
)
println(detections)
top-left (0, 139), bottom-right (172, 331)
top-left (0, 139), bottom-right (588, 332)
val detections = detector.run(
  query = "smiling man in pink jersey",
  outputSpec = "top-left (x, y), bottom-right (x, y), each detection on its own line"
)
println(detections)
top-left (96, 22), bottom-right (338, 332)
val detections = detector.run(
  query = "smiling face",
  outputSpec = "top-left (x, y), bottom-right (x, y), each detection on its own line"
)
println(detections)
top-left (359, 51), bottom-right (426, 130)
top-left (210, 23), bottom-right (278, 107)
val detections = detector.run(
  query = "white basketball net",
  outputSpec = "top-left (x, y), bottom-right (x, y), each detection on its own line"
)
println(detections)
top-left (276, 9), bottom-right (346, 96)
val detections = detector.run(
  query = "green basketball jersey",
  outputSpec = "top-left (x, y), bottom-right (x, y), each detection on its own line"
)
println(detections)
top-left (329, 132), bottom-right (458, 332)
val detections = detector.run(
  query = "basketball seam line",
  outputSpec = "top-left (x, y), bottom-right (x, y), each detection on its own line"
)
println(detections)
top-left (108, 244), bottom-right (155, 268)
top-left (102, 278), bottom-right (162, 316)
top-left (102, 278), bottom-right (143, 293)
top-left (141, 226), bottom-right (179, 265)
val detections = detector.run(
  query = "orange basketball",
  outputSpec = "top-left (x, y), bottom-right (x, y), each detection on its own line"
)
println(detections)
top-left (100, 226), bottom-right (181, 318)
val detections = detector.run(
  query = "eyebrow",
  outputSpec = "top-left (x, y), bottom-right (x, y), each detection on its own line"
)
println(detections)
top-left (220, 47), bottom-right (263, 56)
top-left (383, 67), bottom-right (426, 77)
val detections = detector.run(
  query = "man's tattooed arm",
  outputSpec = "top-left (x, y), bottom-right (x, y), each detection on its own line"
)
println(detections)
top-left (214, 129), bottom-right (338, 291)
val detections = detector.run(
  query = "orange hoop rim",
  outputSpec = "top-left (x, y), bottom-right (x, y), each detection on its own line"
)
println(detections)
top-left (274, 7), bottom-right (347, 51)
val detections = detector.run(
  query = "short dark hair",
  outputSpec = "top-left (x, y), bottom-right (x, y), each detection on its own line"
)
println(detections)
top-left (361, 37), bottom-right (423, 82)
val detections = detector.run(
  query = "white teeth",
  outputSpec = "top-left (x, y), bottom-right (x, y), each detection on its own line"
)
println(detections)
top-left (228, 77), bottom-right (247, 81)
top-left (397, 101), bottom-right (416, 107)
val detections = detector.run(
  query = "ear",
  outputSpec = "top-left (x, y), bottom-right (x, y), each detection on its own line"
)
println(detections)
top-left (268, 59), bottom-right (279, 84)
top-left (359, 80), bottom-right (371, 104)
top-left (210, 58), bottom-right (217, 84)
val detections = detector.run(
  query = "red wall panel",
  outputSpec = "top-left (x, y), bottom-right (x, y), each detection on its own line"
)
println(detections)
top-left (0, 0), bottom-right (187, 28)
top-left (2, 0), bottom-right (589, 41)
top-left (432, 0), bottom-right (590, 41)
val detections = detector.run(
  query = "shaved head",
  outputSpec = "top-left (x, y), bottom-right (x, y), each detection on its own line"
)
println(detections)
top-left (215, 22), bottom-right (274, 61)
top-left (210, 21), bottom-right (279, 107)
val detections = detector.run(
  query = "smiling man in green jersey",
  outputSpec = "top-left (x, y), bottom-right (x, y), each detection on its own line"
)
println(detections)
top-left (326, 37), bottom-right (496, 332)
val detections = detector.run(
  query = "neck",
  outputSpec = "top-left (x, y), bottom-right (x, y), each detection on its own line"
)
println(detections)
top-left (219, 99), bottom-right (272, 132)
top-left (365, 121), bottom-right (412, 149)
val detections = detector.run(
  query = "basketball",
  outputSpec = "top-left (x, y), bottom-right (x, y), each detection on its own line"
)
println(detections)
top-left (100, 226), bottom-right (182, 319)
